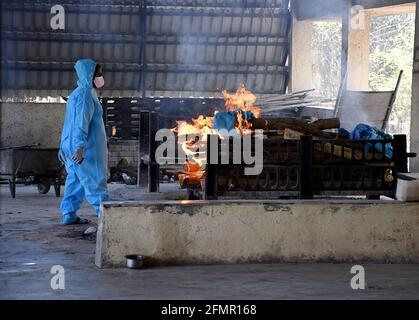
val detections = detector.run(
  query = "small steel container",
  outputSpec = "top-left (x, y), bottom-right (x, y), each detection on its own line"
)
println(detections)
top-left (125, 255), bottom-right (144, 269)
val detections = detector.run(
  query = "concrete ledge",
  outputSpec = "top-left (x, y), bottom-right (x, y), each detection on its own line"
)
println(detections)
top-left (95, 200), bottom-right (419, 267)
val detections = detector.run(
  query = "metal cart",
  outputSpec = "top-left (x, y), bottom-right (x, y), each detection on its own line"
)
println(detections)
top-left (0, 146), bottom-right (64, 198)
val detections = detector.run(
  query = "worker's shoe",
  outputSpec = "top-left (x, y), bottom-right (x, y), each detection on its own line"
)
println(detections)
top-left (62, 213), bottom-right (89, 225)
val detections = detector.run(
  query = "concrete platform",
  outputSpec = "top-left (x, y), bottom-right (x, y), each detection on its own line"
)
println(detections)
top-left (96, 199), bottom-right (419, 268)
top-left (2, 185), bottom-right (419, 299)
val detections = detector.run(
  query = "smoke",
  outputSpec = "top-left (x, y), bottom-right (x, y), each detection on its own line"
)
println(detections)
top-left (337, 90), bottom-right (383, 131)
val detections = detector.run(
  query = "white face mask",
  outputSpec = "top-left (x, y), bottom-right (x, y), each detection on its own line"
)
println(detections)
top-left (94, 76), bottom-right (105, 88)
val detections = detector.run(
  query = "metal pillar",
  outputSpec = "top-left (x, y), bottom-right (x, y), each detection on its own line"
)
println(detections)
top-left (204, 135), bottom-right (218, 200)
top-left (137, 0), bottom-right (147, 187)
top-left (148, 111), bottom-right (160, 192)
top-left (299, 135), bottom-right (314, 199)
top-left (394, 134), bottom-right (408, 173)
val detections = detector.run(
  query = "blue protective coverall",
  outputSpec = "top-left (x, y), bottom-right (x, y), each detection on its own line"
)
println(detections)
top-left (59, 59), bottom-right (109, 225)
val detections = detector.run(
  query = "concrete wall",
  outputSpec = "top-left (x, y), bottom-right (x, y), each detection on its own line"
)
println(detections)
top-left (291, 1), bottom-right (415, 105)
top-left (290, 11), bottom-right (371, 93)
top-left (290, 18), bottom-right (314, 92)
top-left (108, 140), bottom-right (139, 168)
top-left (0, 102), bottom-right (65, 148)
top-left (0, 102), bottom-right (140, 168)
top-left (347, 12), bottom-right (371, 90)
top-left (96, 200), bottom-right (419, 267)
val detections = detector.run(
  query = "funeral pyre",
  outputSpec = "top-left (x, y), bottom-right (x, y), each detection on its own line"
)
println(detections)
top-left (170, 86), bottom-right (343, 189)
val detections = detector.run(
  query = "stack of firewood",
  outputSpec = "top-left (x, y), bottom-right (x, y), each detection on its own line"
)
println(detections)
top-left (171, 117), bottom-right (345, 190)
top-left (249, 117), bottom-right (342, 139)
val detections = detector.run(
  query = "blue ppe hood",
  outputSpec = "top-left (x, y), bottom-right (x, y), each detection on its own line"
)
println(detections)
top-left (75, 59), bottom-right (96, 88)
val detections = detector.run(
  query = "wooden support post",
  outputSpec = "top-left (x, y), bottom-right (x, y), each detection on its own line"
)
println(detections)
top-left (148, 111), bottom-right (160, 192)
top-left (204, 135), bottom-right (218, 200)
top-left (299, 135), bottom-right (313, 199)
top-left (394, 134), bottom-right (408, 173)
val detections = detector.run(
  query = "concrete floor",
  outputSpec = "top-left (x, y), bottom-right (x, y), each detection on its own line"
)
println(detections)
top-left (1, 184), bottom-right (419, 299)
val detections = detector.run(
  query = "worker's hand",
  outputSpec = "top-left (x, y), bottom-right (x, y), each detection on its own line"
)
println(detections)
top-left (72, 148), bottom-right (85, 164)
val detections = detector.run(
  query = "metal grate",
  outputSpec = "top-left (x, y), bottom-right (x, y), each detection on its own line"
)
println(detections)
top-left (203, 135), bottom-right (407, 199)
top-left (101, 96), bottom-right (224, 140)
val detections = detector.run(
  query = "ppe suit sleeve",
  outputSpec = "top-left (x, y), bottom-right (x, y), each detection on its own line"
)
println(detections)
top-left (73, 90), bottom-right (95, 149)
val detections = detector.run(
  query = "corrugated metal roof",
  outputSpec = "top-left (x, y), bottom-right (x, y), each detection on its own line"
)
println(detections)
top-left (1, 0), bottom-right (291, 97)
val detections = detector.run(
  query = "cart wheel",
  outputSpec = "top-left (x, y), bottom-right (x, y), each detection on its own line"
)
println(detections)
top-left (38, 182), bottom-right (51, 194)
top-left (23, 177), bottom-right (33, 185)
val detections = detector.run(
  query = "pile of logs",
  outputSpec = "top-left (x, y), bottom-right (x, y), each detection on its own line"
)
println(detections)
top-left (249, 117), bottom-right (342, 139)
top-left (172, 117), bottom-right (344, 190)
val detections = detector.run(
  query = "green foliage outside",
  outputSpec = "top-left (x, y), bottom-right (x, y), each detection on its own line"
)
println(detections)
top-left (311, 14), bottom-right (414, 142)
top-left (311, 21), bottom-right (342, 99)
top-left (369, 13), bottom-right (414, 141)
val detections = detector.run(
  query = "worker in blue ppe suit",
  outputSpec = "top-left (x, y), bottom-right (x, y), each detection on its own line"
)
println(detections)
top-left (59, 59), bottom-right (109, 225)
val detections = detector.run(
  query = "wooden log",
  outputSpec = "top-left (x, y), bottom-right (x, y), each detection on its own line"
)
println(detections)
top-left (283, 128), bottom-right (304, 140)
top-left (311, 118), bottom-right (340, 130)
top-left (250, 117), bottom-right (340, 130)
top-left (314, 142), bottom-right (363, 160)
top-left (250, 118), bottom-right (338, 139)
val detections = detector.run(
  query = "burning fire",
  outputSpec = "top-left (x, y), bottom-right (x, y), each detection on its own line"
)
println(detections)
top-left (173, 86), bottom-right (261, 188)
top-left (174, 85), bottom-right (260, 136)
top-left (222, 85), bottom-right (261, 118)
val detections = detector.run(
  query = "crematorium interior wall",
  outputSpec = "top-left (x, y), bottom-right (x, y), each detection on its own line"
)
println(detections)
top-left (0, 102), bottom-right (66, 148)
top-left (0, 102), bottom-right (139, 169)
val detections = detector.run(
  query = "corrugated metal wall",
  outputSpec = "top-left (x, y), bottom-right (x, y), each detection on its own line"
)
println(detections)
top-left (1, 0), bottom-right (291, 98)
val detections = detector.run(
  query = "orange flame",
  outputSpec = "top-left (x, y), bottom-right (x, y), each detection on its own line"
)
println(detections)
top-left (222, 85), bottom-right (261, 131)
top-left (174, 86), bottom-right (261, 186)
top-left (176, 85), bottom-right (260, 137)
top-left (222, 85), bottom-right (261, 118)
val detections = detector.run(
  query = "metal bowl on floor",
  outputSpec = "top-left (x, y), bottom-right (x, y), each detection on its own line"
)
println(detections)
top-left (125, 255), bottom-right (144, 269)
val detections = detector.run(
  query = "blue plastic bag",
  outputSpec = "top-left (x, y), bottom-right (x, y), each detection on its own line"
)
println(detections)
top-left (349, 123), bottom-right (393, 158)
